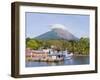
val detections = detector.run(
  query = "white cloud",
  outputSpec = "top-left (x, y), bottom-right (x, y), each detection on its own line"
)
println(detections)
top-left (50, 24), bottom-right (67, 30)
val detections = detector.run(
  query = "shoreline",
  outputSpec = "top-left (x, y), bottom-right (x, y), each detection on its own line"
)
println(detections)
top-left (72, 54), bottom-right (89, 56)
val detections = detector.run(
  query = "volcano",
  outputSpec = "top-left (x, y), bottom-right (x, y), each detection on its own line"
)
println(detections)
top-left (35, 24), bottom-right (78, 40)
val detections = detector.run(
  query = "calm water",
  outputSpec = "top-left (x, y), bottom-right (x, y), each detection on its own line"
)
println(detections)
top-left (26, 56), bottom-right (89, 67)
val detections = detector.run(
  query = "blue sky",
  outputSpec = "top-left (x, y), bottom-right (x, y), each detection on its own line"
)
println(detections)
top-left (25, 12), bottom-right (89, 38)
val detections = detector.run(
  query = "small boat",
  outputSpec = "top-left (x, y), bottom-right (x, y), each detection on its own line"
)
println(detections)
top-left (63, 51), bottom-right (73, 60)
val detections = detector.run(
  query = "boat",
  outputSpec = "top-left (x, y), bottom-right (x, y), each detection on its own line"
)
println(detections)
top-left (63, 51), bottom-right (73, 60)
top-left (26, 48), bottom-right (73, 62)
top-left (49, 50), bottom-right (73, 60)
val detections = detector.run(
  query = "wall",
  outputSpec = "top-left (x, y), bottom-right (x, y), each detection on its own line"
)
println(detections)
top-left (0, 0), bottom-right (100, 80)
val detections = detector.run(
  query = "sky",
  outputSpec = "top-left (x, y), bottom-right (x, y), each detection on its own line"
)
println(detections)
top-left (25, 12), bottom-right (90, 38)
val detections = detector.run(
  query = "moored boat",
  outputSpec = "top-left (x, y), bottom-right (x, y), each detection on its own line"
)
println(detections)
top-left (26, 48), bottom-right (73, 62)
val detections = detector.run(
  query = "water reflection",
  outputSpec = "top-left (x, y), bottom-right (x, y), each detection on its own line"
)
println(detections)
top-left (26, 56), bottom-right (89, 67)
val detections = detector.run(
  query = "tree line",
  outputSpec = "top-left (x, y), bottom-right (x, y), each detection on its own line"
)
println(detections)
top-left (26, 37), bottom-right (89, 55)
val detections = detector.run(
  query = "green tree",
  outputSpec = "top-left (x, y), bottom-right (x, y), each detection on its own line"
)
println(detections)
top-left (77, 37), bottom-right (89, 55)
top-left (26, 39), bottom-right (39, 50)
top-left (26, 37), bottom-right (31, 44)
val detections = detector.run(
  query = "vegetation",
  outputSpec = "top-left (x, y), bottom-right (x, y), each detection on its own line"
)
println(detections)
top-left (26, 37), bottom-right (89, 55)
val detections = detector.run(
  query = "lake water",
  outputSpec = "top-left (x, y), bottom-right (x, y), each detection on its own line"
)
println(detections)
top-left (26, 56), bottom-right (89, 67)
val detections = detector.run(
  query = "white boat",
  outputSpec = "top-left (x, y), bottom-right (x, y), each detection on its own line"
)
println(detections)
top-left (49, 50), bottom-right (73, 60)
top-left (63, 50), bottom-right (73, 60)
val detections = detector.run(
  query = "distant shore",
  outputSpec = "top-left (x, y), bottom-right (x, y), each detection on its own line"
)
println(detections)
top-left (73, 54), bottom-right (89, 56)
